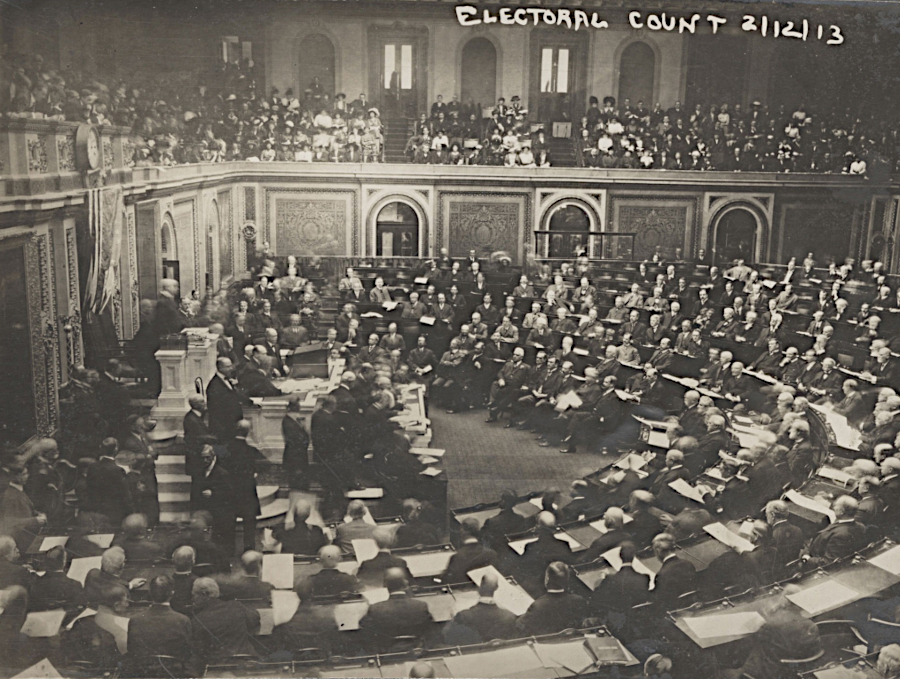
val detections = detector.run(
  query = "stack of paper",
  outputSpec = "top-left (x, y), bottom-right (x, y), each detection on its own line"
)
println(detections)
top-left (271, 590), bottom-right (300, 626)
top-left (668, 478), bottom-right (706, 504)
top-left (21, 610), bottom-right (66, 638)
top-left (401, 551), bottom-right (454, 578)
top-left (85, 534), bottom-right (114, 549)
top-left (351, 539), bottom-right (378, 564)
top-left (467, 566), bottom-right (534, 615)
top-left (703, 523), bottom-right (756, 554)
top-left (12, 660), bottom-right (62, 679)
top-left (785, 489), bottom-right (836, 522)
top-left (261, 554), bottom-right (294, 589)
top-left (787, 580), bottom-right (859, 615)
top-left (67, 556), bottom-right (102, 585)
top-left (38, 536), bottom-right (69, 551)
top-left (868, 545), bottom-right (900, 575)
top-left (817, 466), bottom-right (854, 485)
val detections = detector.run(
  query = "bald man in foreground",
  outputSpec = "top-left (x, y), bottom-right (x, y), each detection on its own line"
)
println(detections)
top-left (445, 568), bottom-right (518, 644)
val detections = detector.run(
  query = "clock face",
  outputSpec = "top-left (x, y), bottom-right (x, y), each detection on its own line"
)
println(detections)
top-left (87, 129), bottom-right (101, 168)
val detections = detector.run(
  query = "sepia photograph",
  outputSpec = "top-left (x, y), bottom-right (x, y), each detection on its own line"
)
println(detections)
top-left (1, 0), bottom-right (900, 676)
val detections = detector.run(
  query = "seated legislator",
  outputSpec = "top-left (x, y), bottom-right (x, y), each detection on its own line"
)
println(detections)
top-left (591, 541), bottom-right (651, 612)
top-left (273, 498), bottom-right (328, 556)
top-left (444, 567), bottom-right (518, 644)
top-left (517, 562), bottom-right (589, 635)
top-left (295, 545), bottom-right (361, 599)
top-left (359, 568), bottom-right (435, 648)
top-left (394, 499), bottom-right (441, 548)
top-left (28, 545), bottom-right (82, 611)
top-left (356, 527), bottom-right (413, 589)
top-left (126, 575), bottom-right (192, 673)
top-left (485, 347), bottom-right (531, 422)
top-left (651, 533), bottom-right (697, 610)
top-left (442, 518), bottom-right (498, 584)
top-left (335, 500), bottom-right (377, 553)
top-left (190, 577), bottom-right (260, 664)
top-left (802, 495), bottom-right (867, 567)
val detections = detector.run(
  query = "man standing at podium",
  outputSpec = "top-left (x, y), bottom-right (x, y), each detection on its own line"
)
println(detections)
top-left (207, 358), bottom-right (248, 443)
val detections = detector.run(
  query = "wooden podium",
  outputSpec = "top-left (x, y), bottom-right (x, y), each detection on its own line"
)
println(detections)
top-left (288, 342), bottom-right (329, 378)
top-left (150, 329), bottom-right (217, 433)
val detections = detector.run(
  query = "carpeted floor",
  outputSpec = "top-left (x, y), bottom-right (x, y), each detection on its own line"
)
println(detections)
top-left (430, 407), bottom-right (617, 508)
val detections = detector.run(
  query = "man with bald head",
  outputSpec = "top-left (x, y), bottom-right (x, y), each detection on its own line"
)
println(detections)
top-left (359, 567), bottom-right (434, 646)
top-left (518, 512), bottom-right (573, 594)
top-left (446, 567), bottom-right (518, 643)
top-left (170, 545), bottom-right (197, 615)
top-left (578, 507), bottom-right (631, 563)
top-left (336, 500), bottom-right (376, 553)
top-left (191, 577), bottom-right (260, 663)
top-left (442, 518), bottom-right (498, 584)
top-left (518, 562), bottom-right (589, 634)
top-left (156, 278), bottom-right (185, 337)
top-left (220, 550), bottom-right (273, 603)
top-left (356, 527), bottom-right (413, 588)
top-left (408, 662), bottom-right (436, 678)
top-left (803, 496), bottom-right (866, 567)
top-left (295, 545), bottom-right (360, 599)
top-left (183, 395), bottom-right (211, 471)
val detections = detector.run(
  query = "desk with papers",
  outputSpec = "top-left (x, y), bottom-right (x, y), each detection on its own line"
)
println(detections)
top-left (671, 539), bottom-right (900, 650)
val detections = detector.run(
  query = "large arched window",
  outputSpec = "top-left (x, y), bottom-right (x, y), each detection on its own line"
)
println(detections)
top-left (376, 202), bottom-right (419, 257)
top-left (546, 204), bottom-right (591, 259)
top-left (297, 34), bottom-right (336, 98)
top-left (461, 38), bottom-right (497, 113)
top-left (618, 41), bottom-right (655, 108)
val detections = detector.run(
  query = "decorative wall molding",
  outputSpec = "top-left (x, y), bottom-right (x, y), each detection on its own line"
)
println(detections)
top-left (264, 187), bottom-right (359, 256)
top-left (437, 191), bottom-right (531, 264)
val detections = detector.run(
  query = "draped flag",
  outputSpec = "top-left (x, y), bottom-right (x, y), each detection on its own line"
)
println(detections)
top-left (84, 185), bottom-right (124, 314)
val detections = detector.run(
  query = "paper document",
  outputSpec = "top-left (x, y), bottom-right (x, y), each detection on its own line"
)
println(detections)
top-left (787, 580), bottom-right (859, 615)
top-left (818, 466), bottom-right (854, 485)
top-left (361, 588), bottom-right (389, 605)
top-left (335, 561), bottom-right (360, 576)
top-left (555, 532), bottom-right (586, 552)
top-left (533, 641), bottom-right (595, 673)
top-left (39, 536), bottom-right (69, 551)
top-left (360, 312), bottom-right (382, 319)
top-left (554, 391), bottom-right (583, 412)
top-left (414, 277), bottom-right (428, 285)
top-left (703, 523), bottom-right (757, 554)
top-left (21, 610), bottom-right (66, 638)
top-left (351, 539), bottom-right (378, 565)
top-left (420, 467), bottom-right (442, 477)
top-left (419, 316), bottom-right (436, 326)
top-left (668, 478), bottom-right (706, 503)
top-left (868, 545), bottom-right (900, 575)
top-left (418, 456), bottom-right (439, 465)
top-left (422, 593), bottom-right (457, 622)
top-left (444, 644), bottom-right (544, 678)
top-left (345, 487), bottom-right (384, 499)
top-left (508, 536), bottom-right (538, 555)
top-left (261, 554), bottom-right (294, 589)
top-left (382, 301), bottom-right (398, 311)
top-left (85, 534), bottom-right (114, 549)
top-left (467, 566), bottom-right (534, 615)
top-left (65, 608), bottom-right (96, 631)
top-left (785, 489), bottom-right (836, 522)
top-left (67, 556), bottom-right (102, 585)
top-left (410, 447), bottom-right (445, 457)
top-left (331, 600), bottom-right (369, 631)
top-left (401, 550), bottom-right (454, 578)
top-left (12, 660), bottom-right (62, 679)
top-left (647, 430), bottom-right (670, 449)
top-left (271, 590), bottom-right (300, 626)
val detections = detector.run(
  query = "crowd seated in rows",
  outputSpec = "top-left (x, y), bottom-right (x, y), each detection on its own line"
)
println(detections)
top-left (575, 95), bottom-right (886, 174)
top-left (6, 48), bottom-right (892, 174)
top-left (406, 94), bottom-right (552, 167)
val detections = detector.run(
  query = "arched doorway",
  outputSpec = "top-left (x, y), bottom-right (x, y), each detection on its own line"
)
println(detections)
top-left (714, 208), bottom-right (758, 265)
top-left (547, 203), bottom-right (591, 259)
top-left (297, 34), bottom-right (336, 98)
top-left (160, 217), bottom-right (179, 283)
top-left (618, 41), bottom-right (655, 108)
top-left (376, 202), bottom-right (419, 257)
top-left (461, 38), bottom-right (497, 114)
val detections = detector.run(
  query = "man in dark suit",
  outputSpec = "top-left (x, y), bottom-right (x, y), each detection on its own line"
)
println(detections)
top-left (238, 354), bottom-right (284, 397)
top-left (282, 399), bottom-right (310, 488)
top-left (261, 328), bottom-right (286, 377)
top-left (85, 439), bottom-right (133, 526)
top-left (765, 501), bottom-right (804, 578)
top-left (222, 420), bottom-right (265, 553)
top-left (786, 419), bottom-right (818, 486)
top-left (126, 575), bottom-right (192, 674)
top-left (207, 358), bottom-right (248, 443)
top-left (518, 562), bottom-right (589, 635)
top-left (190, 445), bottom-right (236, 551)
top-left (593, 541), bottom-right (651, 612)
top-left (577, 507), bottom-right (632, 564)
top-left (295, 545), bottom-right (360, 599)
top-left (310, 395), bottom-right (351, 516)
top-left (0, 536), bottom-right (30, 594)
top-left (28, 546), bottom-right (81, 611)
top-left (442, 518), bottom-right (498, 584)
top-left (359, 569), bottom-right (435, 647)
top-left (394, 499), bottom-right (442, 549)
top-left (518, 512), bottom-right (573, 594)
top-left (182, 395), bottom-right (212, 477)
top-left (445, 568), bottom-right (518, 644)
top-left (356, 527), bottom-right (413, 589)
top-left (156, 279), bottom-right (185, 337)
top-left (652, 533), bottom-right (697, 610)
top-left (650, 449), bottom-right (692, 515)
top-left (190, 577), bottom-right (260, 664)
top-left (358, 333), bottom-right (388, 364)
top-left (219, 550), bottom-right (274, 603)
top-left (170, 546), bottom-right (198, 616)
top-left (803, 495), bottom-right (867, 567)
top-left (272, 499), bottom-right (327, 556)
top-left (485, 347), bottom-right (532, 422)
top-left (481, 490), bottom-right (534, 551)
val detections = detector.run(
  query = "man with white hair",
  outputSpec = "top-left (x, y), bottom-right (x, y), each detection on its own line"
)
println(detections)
top-left (803, 495), bottom-right (866, 566)
top-left (156, 278), bottom-right (185, 337)
top-left (191, 577), bottom-right (260, 662)
top-left (486, 347), bottom-right (531, 422)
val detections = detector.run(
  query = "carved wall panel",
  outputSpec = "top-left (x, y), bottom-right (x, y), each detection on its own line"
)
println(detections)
top-left (438, 193), bottom-right (530, 263)
top-left (266, 189), bottom-right (357, 256)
